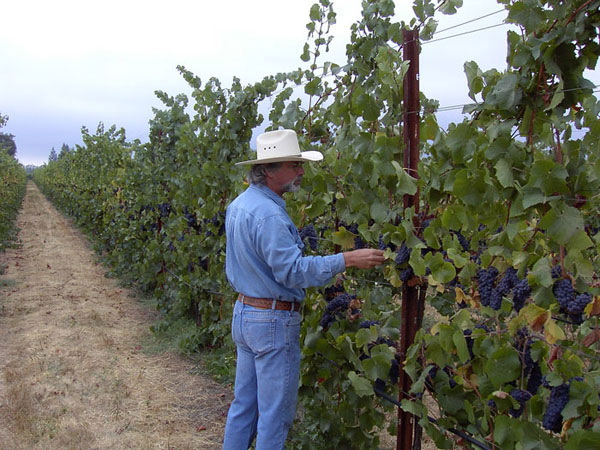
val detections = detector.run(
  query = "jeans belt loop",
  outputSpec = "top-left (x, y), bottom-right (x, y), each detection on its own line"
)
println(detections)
top-left (271, 299), bottom-right (277, 310)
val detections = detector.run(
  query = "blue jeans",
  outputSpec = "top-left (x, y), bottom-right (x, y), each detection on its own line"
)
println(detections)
top-left (223, 301), bottom-right (302, 450)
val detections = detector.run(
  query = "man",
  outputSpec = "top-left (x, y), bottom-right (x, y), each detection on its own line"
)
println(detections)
top-left (222, 129), bottom-right (385, 449)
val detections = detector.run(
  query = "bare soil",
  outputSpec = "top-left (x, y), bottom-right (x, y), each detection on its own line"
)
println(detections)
top-left (0, 182), bottom-right (232, 449)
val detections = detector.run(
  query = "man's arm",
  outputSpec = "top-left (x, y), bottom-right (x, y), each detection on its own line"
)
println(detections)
top-left (343, 249), bottom-right (385, 269)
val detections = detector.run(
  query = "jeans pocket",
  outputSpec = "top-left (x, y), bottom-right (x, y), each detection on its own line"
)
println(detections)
top-left (243, 316), bottom-right (275, 355)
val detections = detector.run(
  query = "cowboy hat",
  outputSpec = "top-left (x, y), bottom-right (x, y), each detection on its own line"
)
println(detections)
top-left (235, 129), bottom-right (323, 166)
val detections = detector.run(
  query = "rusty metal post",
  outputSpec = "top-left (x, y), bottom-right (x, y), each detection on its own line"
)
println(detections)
top-left (397, 28), bottom-right (422, 450)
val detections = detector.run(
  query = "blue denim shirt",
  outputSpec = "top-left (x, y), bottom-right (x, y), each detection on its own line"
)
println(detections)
top-left (225, 183), bottom-right (346, 301)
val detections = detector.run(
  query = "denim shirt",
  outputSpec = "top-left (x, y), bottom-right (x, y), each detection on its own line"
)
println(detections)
top-left (225, 183), bottom-right (345, 301)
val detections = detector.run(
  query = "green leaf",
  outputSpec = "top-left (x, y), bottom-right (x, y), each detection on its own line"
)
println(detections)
top-left (391, 161), bottom-right (418, 195)
top-left (370, 201), bottom-right (388, 223)
top-left (539, 206), bottom-right (585, 246)
top-left (529, 257), bottom-right (553, 288)
top-left (484, 73), bottom-right (522, 110)
top-left (452, 329), bottom-right (470, 363)
top-left (495, 158), bottom-right (514, 188)
top-left (348, 371), bottom-right (374, 397)
top-left (362, 354), bottom-right (391, 381)
top-left (355, 327), bottom-right (378, 348)
top-left (309, 3), bottom-right (321, 21)
top-left (464, 61), bottom-right (483, 100)
top-left (565, 431), bottom-right (600, 450)
top-left (485, 347), bottom-right (520, 386)
top-left (301, 42), bottom-right (310, 62)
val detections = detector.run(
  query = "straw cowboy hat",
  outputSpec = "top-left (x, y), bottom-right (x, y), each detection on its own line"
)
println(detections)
top-left (236, 129), bottom-right (323, 166)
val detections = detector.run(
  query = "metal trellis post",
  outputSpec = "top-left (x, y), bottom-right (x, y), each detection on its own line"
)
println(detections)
top-left (397, 28), bottom-right (423, 450)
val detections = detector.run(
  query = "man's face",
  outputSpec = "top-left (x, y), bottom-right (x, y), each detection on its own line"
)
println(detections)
top-left (267, 161), bottom-right (305, 196)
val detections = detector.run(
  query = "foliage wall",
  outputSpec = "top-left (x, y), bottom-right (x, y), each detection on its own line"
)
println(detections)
top-left (0, 113), bottom-right (26, 250)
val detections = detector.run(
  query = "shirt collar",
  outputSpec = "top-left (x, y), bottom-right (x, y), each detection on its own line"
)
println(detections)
top-left (250, 183), bottom-right (287, 209)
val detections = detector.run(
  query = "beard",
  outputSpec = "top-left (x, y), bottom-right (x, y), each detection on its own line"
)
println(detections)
top-left (282, 176), bottom-right (303, 193)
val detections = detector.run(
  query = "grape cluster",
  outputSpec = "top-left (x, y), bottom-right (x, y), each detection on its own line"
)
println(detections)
top-left (299, 224), bottom-right (319, 251)
top-left (399, 267), bottom-right (415, 283)
top-left (568, 293), bottom-right (591, 315)
top-left (509, 388), bottom-right (532, 418)
top-left (453, 230), bottom-right (470, 252)
top-left (552, 277), bottom-right (592, 320)
top-left (183, 207), bottom-right (199, 230)
top-left (476, 266), bottom-right (532, 312)
top-left (319, 292), bottom-right (355, 328)
top-left (395, 243), bottom-right (411, 265)
top-left (378, 234), bottom-right (395, 251)
top-left (512, 278), bottom-right (531, 312)
top-left (477, 267), bottom-right (499, 308)
top-left (553, 278), bottom-right (575, 309)
top-left (158, 202), bottom-right (171, 217)
top-left (204, 212), bottom-right (226, 237)
top-left (497, 267), bottom-right (519, 295)
top-left (359, 320), bottom-right (380, 328)
top-left (516, 329), bottom-right (543, 396)
top-left (542, 383), bottom-right (570, 432)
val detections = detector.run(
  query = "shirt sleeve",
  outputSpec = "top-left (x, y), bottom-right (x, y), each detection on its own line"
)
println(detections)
top-left (255, 213), bottom-right (345, 289)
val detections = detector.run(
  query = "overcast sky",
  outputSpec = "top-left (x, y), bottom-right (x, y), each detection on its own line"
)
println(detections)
top-left (2, 0), bottom-right (597, 166)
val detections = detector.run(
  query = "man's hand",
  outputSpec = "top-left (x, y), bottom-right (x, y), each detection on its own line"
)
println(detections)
top-left (343, 249), bottom-right (385, 269)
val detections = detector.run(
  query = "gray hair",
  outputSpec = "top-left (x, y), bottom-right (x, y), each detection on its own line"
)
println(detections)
top-left (247, 162), bottom-right (282, 185)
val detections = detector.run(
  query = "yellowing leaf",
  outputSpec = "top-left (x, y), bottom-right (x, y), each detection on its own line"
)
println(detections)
top-left (332, 226), bottom-right (357, 249)
top-left (544, 316), bottom-right (566, 344)
top-left (427, 274), bottom-right (445, 293)
top-left (384, 265), bottom-right (402, 288)
top-left (585, 296), bottom-right (600, 317)
top-left (519, 303), bottom-right (549, 332)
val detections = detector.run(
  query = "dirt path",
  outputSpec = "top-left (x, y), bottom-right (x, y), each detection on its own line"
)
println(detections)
top-left (0, 182), bottom-right (232, 449)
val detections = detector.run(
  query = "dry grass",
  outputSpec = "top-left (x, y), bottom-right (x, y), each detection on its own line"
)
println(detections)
top-left (0, 183), bottom-right (231, 449)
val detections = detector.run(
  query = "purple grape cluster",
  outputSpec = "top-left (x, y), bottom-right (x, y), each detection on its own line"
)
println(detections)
top-left (299, 224), bottom-right (319, 251)
top-left (454, 230), bottom-right (470, 252)
top-left (399, 267), bottom-right (414, 282)
top-left (378, 234), bottom-right (395, 251)
top-left (359, 320), bottom-right (380, 328)
top-left (509, 388), bottom-right (532, 418)
top-left (320, 293), bottom-right (354, 328)
top-left (512, 278), bottom-right (531, 312)
top-left (553, 278), bottom-right (575, 309)
top-left (552, 277), bottom-right (592, 319)
top-left (567, 293), bottom-right (592, 315)
top-left (497, 267), bottom-right (519, 295)
top-left (395, 243), bottom-right (411, 265)
top-left (477, 267), bottom-right (499, 308)
top-left (542, 383), bottom-right (570, 432)
top-left (516, 329), bottom-right (543, 396)
top-left (158, 202), bottom-right (171, 217)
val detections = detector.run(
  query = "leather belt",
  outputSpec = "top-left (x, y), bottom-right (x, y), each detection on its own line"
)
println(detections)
top-left (237, 294), bottom-right (302, 312)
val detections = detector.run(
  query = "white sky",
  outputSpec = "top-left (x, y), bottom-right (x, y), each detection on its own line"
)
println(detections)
top-left (1, 0), bottom-right (597, 166)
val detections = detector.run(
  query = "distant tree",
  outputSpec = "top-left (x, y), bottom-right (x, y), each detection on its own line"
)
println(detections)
top-left (0, 113), bottom-right (17, 158)
top-left (48, 147), bottom-right (58, 162)
top-left (59, 143), bottom-right (72, 158)
top-left (0, 133), bottom-right (17, 157)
